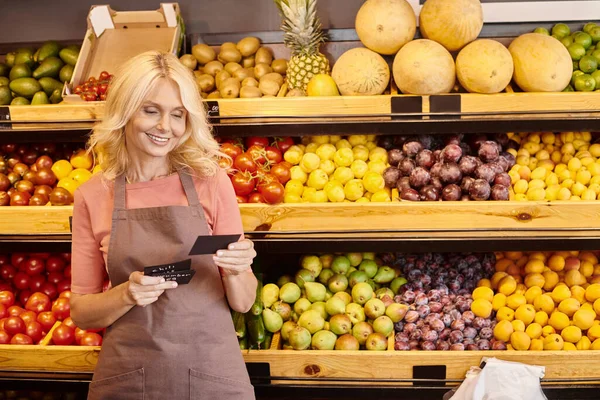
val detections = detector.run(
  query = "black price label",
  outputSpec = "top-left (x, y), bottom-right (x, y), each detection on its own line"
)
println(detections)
top-left (429, 95), bottom-right (462, 120)
top-left (69, 216), bottom-right (73, 233)
top-left (391, 96), bottom-right (423, 120)
top-left (0, 106), bottom-right (11, 129)
top-left (205, 100), bottom-right (220, 123)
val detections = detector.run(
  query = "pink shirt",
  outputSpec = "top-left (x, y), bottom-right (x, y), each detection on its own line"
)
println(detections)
top-left (71, 169), bottom-right (243, 295)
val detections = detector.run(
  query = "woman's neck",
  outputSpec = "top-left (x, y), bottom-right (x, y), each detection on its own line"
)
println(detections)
top-left (126, 156), bottom-right (172, 183)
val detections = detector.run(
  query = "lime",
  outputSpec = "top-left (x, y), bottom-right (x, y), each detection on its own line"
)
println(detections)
top-left (579, 55), bottom-right (598, 73)
top-left (587, 48), bottom-right (595, 56)
top-left (563, 84), bottom-right (574, 92)
top-left (552, 34), bottom-right (563, 41)
top-left (561, 36), bottom-right (574, 48)
top-left (0, 85), bottom-right (12, 105)
top-left (592, 70), bottom-right (600, 89)
top-left (0, 76), bottom-right (9, 87)
top-left (534, 27), bottom-right (550, 35)
top-left (574, 32), bottom-right (593, 49)
top-left (584, 23), bottom-right (598, 34)
top-left (572, 70), bottom-right (585, 85)
top-left (593, 49), bottom-right (600, 64)
top-left (591, 27), bottom-right (600, 43)
top-left (552, 23), bottom-right (571, 39)
top-left (574, 74), bottom-right (596, 91)
top-left (569, 43), bottom-right (587, 61)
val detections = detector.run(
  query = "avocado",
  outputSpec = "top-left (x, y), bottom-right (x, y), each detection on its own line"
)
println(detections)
top-left (59, 64), bottom-right (74, 83)
top-left (0, 77), bottom-right (9, 87)
top-left (14, 51), bottom-right (35, 68)
top-left (0, 86), bottom-right (12, 105)
top-left (11, 97), bottom-right (30, 105)
top-left (50, 88), bottom-right (63, 104)
top-left (0, 63), bottom-right (9, 77)
top-left (59, 48), bottom-right (79, 67)
top-left (65, 45), bottom-right (80, 52)
top-left (39, 77), bottom-right (64, 96)
top-left (31, 91), bottom-right (50, 105)
top-left (5, 53), bottom-right (16, 68)
top-left (33, 57), bottom-right (64, 79)
top-left (36, 41), bottom-right (62, 63)
top-left (9, 64), bottom-right (32, 81)
top-left (9, 78), bottom-right (42, 99)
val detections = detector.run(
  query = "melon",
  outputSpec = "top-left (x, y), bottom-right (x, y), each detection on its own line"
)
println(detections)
top-left (419, 0), bottom-right (483, 52)
top-left (456, 39), bottom-right (514, 93)
top-left (332, 48), bottom-right (390, 96)
top-left (392, 39), bottom-right (455, 95)
top-left (508, 33), bottom-right (573, 92)
top-left (355, 0), bottom-right (417, 55)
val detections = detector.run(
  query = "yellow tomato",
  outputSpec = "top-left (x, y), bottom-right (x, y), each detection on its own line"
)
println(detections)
top-left (51, 160), bottom-right (73, 180)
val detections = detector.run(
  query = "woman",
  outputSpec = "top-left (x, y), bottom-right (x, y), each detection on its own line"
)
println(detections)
top-left (70, 50), bottom-right (257, 400)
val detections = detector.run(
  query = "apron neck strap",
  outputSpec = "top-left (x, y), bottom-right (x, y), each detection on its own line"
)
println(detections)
top-left (113, 174), bottom-right (127, 211)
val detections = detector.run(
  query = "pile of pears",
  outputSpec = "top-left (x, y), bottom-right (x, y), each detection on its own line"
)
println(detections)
top-left (260, 252), bottom-right (408, 351)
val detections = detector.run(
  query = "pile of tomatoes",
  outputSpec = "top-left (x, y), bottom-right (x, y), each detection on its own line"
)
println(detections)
top-left (220, 136), bottom-right (295, 204)
top-left (73, 70), bottom-right (112, 102)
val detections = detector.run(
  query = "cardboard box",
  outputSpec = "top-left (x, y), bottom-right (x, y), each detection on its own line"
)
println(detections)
top-left (62, 3), bottom-right (183, 103)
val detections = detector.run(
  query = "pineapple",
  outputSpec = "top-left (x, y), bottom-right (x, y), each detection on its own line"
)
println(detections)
top-left (274, 0), bottom-right (330, 92)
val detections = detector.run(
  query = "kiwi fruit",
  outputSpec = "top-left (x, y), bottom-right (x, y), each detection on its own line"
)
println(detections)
top-left (271, 59), bottom-right (288, 75)
top-left (259, 79), bottom-right (280, 96)
top-left (179, 54), bottom-right (197, 70)
top-left (191, 44), bottom-right (216, 64)
top-left (220, 80), bottom-right (240, 99)
top-left (203, 61), bottom-right (224, 76)
top-left (242, 56), bottom-right (255, 69)
top-left (255, 47), bottom-right (273, 65)
top-left (222, 77), bottom-right (241, 88)
top-left (193, 70), bottom-right (204, 78)
top-left (224, 62), bottom-right (243, 75)
top-left (286, 88), bottom-right (306, 97)
top-left (237, 37), bottom-right (261, 57)
top-left (260, 72), bottom-right (284, 87)
top-left (207, 91), bottom-right (221, 99)
top-left (262, 94), bottom-right (276, 98)
top-left (254, 63), bottom-right (273, 80)
top-left (240, 86), bottom-right (262, 98)
top-left (200, 92), bottom-right (208, 99)
top-left (196, 74), bottom-right (215, 93)
top-left (215, 70), bottom-right (232, 90)
top-left (218, 48), bottom-right (242, 64)
top-left (232, 68), bottom-right (253, 81)
top-left (221, 42), bottom-right (237, 50)
top-left (242, 77), bottom-right (259, 88)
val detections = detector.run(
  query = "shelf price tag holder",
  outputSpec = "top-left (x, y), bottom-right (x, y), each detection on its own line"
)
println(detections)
top-left (0, 106), bottom-right (11, 129)
top-left (205, 100), bottom-right (220, 124)
top-left (429, 95), bottom-right (462, 120)
top-left (391, 96), bottom-right (423, 120)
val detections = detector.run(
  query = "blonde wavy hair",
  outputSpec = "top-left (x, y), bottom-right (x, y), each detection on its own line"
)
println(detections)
top-left (88, 50), bottom-right (223, 180)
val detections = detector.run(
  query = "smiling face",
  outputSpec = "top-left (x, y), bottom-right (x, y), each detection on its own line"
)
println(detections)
top-left (124, 78), bottom-right (188, 162)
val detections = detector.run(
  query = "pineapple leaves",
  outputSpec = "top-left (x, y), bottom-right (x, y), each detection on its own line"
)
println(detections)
top-left (274, 0), bottom-right (326, 54)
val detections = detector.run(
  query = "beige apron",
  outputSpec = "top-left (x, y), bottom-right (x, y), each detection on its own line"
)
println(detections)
top-left (88, 171), bottom-right (255, 400)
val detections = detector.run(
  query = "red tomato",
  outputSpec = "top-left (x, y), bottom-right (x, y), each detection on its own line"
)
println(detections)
top-left (80, 332), bottom-right (103, 346)
top-left (4, 316), bottom-right (25, 335)
top-left (270, 163), bottom-right (292, 185)
top-left (51, 297), bottom-right (70, 321)
top-left (0, 304), bottom-right (6, 319)
top-left (235, 195), bottom-right (247, 204)
top-left (0, 318), bottom-right (6, 331)
top-left (25, 292), bottom-right (51, 313)
top-left (53, 324), bottom-right (75, 345)
top-left (10, 254), bottom-right (26, 269)
top-left (62, 317), bottom-right (76, 329)
top-left (233, 153), bottom-right (257, 173)
top-left (0, 291), bottom-right (15, 308)
top-left (56, 280), bottom-right (71, 293)
top-left (0, 330), bottom-right (10, 344)
top-left (218, 157), bottom-right (232, 171)
top-left (63, 265), bottom-right (72, 280)
top-left (245, 137), bottom-right (269, 149)
top-left (0, 255), bottom-right (7, 265)
top-left (31, 253), bottom-right (51, 260)
top-left (40, 282), bottom-right (58, 300)
top-left (97, 83), bottom-right (109, 95)
top-left (220, 143), bottom-right (243, 160)
top-left (45, 256), bottom-right (66, 273)
top-left (258, 181), bottom-right (285, 204)
top-left (230, 171), bottom-right (256, 196)
top-left (47, 272), bottom-right (63, 285)
top-left (74, 85), bottom-right (83, 95)
top-left (25, 321), bottom-right (43, 343)
top-left (29, 275), bottom-right (46, 292)
top-left (272, 137), bottom-right (295, 153)
top-left (59, 290), bottom-right (72, 299)
top-left (265, 146), bottom-right (283, 165)
top-left (0, 283), bottom-right (12, 292)
top-left (18, 290), bottom-right (32, 306)
top-left (75, 327), bottom-right (87, 345)
top-left (37, 311), bottom-right (57, 333)
top-left (7, 306), bottom-right (24, 317)
top-left (10, 333), bottom-right (33, 345)
top-left (0, 264), bottom-right (17, 281)
top-left (247, 193), bottom-right (266, 203)
top-left (22, 257), bottom-right (45, 276)
top-left (99, 71), bottom-right (110, 81)
top-left (60, 253), bottom-right (72, 263)
top-left (20, 311), bottom-right (36, 325)
top-left (247, 145), bottom-right (267, 165)
top-left (13, 272), bottom-right (30, 290)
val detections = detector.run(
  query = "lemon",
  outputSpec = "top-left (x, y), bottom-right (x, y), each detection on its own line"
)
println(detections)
top-left (57, 178), bottom-right (80, 195)
top-left (51, 160), bottom-right (73, 180)
top-left (306, 74), bottom-right (340, 96)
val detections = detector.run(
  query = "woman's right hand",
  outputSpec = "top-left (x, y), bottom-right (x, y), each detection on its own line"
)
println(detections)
top-left (125, 271), bottom-right (178, 307)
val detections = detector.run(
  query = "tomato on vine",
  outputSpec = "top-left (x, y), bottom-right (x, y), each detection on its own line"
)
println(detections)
top-left (233, 153), bottom-right (257, 173)
top-left (230, 171), bottom-right (256, 196)
top-left (245, 137), bottom-right (269, 149)
top-left (221, 142), bottom-right (243, 160)
top-left (272, 137), bottom-right (295, 153)
top-left (265, 146), bottom-right (283, 164)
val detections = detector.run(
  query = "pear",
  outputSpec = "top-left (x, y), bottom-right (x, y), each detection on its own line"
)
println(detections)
top-left (294, 298), bottom-right (312, 315)
top-left (320, 254), bottom-right (334, 269)
top-left (385, 303), bottom-right (409, 323)
top-left (390, 277), bottom-right (408, 294)
top-left (281, 321), bottom-right (297, 341)
top-left (346, 267), bottom-right (357, 278)
top-left (271, 301), bottom-right (292, 321)
top-left (295, 268), bottom-right (316, 289)
top-left (334, 291), bottom-right (353, 306)
top-left (326, 296), bottom-right (347, 316)
top-left (324, 289), bottom-right (333, 301)
top-left (345, 303), bottom-right (366, 325)
top-left (335, 334), bottom-right (360, 350)
top-left (277, 275), bottom-right (293, 287)
top-left (310, 301), bottom-right (328, 320)
top-left (331, 255), bottom-right (351, 274)
top-left (324, 321), bottom-right (330, 331)
top-left (380, 295), bottom-right (394, 308)
top-left (279, 282), bottom-right (301, 304)
top-left (373, 266), bottom-right (395, 284)
top-left (393, 267), bottom-right (403, 278)
top-left (318, 269), bottom-right (335, 286)
top-left (298, 309), bottom-right (325, 334)
top-left (375, 287), bottom-right (394, 299)
top-left (346, 252), bottom-right (363, 267)
top-left (289, 326), bottom-right (312, 350)
top-left (329, 314), bottom-right (352, 335)
top-left (352, 282), bottom-right (374, 305)
top-left (352, 321), bottom-right (374, 346)
top-left (304, 281), bottom-right (327, 303)
top-left (301, 255), bottom-right (323, 277)
top-left (365, 332), bottom-right (388, 351)
top-left (262, 308), bottom-right (283, 333)
top-left (349, 270), bottom-right (369, 288)
top-left (312, 330), bottom-right (337, 350)
top-left (261, 283), bottom-right (279, 308)
top-left (362, 252), bottom-right (376, 260)
top-left (373, 315), bottom-right (394, 337)
top-left (328, 274), bottom-right (349, 293)
top-left (364, 298), bottom-right (386, 320)
top-left (358, 259), bottom-right (378, 278)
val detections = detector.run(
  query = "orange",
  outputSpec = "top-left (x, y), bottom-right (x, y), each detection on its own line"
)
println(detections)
top-left (572, 308), bottom-right (596, 331)
top-left (549, 311), bottom-right (570, 331)
top-left (576, 336), bottom-right (591, 350)
top-left (561, 326), bottom-right (582, 343)
top-left (471, 298), bottom-right (493, 318)
top-left (534, 311), bottom-right (549, 326)
top-left (550, 285), bottom-right (571, 304)
top-left (511, 331), bottom-right (531, 350)
top-left (558, 298), bottom-right (580, 317)
top-left (507, 294), bottom-right (527, 310)
top-left (534, 294), bottom-right (555, 314)
top-left (530, 338), bottom-right (544, 350)
top-left (57, 178), bottom-right (80, 196)
top-left (525, 286), bottom-right (543, 304)
top-left (526, 323), bottom-right (543, 339)
top-left (542, 270), bottom-right (560, 291)
top-left (498, 276), bottom-right (517, 296)
top-left (524, 273), bottom-right (545, 289)
top-left (472, 287), bottom-right (494, 303)
top-left (524, 259), bottom-right (545, 274)
top-left (548, 254), bottom-right (566, 271)
top-left (585, 283), bottom-right (600, 302)
top-left (51, 160), bottom-right (73, 180)
top-left (494, 320), bottom-right (514, 342)
top-left (512, 319), bottom-right (526, 332)
top-left (492, 293), bottom-right (507, 311)
top-left (543, 333), bottom-right (564, 350)
top-left (515, 304), bottom-right (536, 325)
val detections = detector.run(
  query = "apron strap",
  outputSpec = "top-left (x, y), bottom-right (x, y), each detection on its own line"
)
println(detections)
top-left (113, 174), bottom-right (127, 215)
top-left (178, 171), bottom-right (201, 207)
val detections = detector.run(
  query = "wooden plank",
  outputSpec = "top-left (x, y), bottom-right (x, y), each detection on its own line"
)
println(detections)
top-left (458, 92), bottom-right (600, 114)
top-left (0, 206), bottom-right (73, 235)
top-left (8, 104), bottom-right (104, 123)
top-left (0, 346), bottom-right (99, 372)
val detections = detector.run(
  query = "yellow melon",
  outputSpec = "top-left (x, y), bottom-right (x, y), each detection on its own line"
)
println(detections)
top-left (331, 48), bottom-right (390, 96)
top-left (355, 0), bottom-right (416, 55)
top-left (456, 39), bottom-right (514, 93)
top-left (419, 0), bottom-right (483, 52)
top-left (508, 33), bottom-right (573, 92)
top-left (392, 39), bottom-right (455, 95)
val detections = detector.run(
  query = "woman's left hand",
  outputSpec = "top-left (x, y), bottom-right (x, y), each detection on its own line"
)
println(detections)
top-left (213, 238), bottom-right (256, 275)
